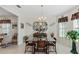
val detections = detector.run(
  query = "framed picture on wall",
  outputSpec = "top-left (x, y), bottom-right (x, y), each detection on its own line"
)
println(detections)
top-left (21, 23), bottom-right (24, 29)
top-left (12, 24), bottom-right (17, 29)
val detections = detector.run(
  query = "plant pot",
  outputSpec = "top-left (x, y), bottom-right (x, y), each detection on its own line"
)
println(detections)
top-left (71, 40), bottom-right (78, 54)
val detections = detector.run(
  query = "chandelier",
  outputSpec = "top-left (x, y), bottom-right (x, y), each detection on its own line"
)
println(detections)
top-left (38, 16), bottom-right (47, 21)
top-left (33, 5), bottom-right (48, 32)
top-left (37, 5), bottom-right (47, 21)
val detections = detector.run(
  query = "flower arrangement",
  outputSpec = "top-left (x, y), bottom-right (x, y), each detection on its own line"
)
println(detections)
top-left (33, 32), bottom-right (47, 38)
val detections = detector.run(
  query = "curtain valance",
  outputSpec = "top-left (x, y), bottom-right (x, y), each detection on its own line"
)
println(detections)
top-left (71, 12), bottom-right (79, 20)
top-left (0, 20), bottom-right (11, 23)
top-left (58, 16), bottom-right (68, 23)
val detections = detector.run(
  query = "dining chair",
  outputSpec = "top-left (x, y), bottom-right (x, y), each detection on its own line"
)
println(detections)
top-left (48, 37), bottom-right (57, 54)
top-left (0, 38), bottom-right (3, 47)
top-left (24, 40), bottom-right (35, 54)
top-left (35, 40), bottom-right (48, 54)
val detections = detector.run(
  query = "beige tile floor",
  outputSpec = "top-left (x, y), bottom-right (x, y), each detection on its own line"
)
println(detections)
top-left (0, 42), bottom-right (71, 54)
top-left (0, 45), bottom-right (24, 54)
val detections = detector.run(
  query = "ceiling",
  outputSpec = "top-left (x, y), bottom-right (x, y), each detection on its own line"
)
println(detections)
top-left (18, 5), bottom-right (78, 16)
top-left (0, 7), bottom-right (16, 16)
top-left (0, 5), bottom-right (78, 17)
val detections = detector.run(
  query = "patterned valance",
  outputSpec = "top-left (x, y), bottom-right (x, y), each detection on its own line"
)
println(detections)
top-left (0, 20), bottom-right (11, 23)
top-left (58, 16), bottom-right (68, 23)
top-left (71, 12), bottom-right (79, 20)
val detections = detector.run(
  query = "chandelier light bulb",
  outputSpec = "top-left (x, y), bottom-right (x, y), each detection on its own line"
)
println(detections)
top-left (38, 16), bottom-right (47, 21)
top-left (38, 17), bottom-right (41, 20)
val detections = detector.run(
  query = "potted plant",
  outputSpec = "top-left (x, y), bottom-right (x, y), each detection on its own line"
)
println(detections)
top-left (66, 30), bottom-right (79, 54)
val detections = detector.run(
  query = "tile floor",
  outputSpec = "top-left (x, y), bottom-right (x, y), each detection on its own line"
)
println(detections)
top-left (0, 42), bottom-right (71, 54)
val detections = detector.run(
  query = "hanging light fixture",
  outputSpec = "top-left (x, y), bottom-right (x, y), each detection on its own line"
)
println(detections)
top-left (33, 5), bottom-right (48, 32)
top-left (38, 5), bottom-right (47, 21)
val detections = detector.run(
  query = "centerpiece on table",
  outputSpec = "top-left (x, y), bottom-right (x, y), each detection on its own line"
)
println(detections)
top-left (33, 32), bottom-right (47, 38)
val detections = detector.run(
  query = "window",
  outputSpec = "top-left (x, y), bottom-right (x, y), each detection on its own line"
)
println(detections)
top-left (73, 19), bottom-right (79, 32)
top-left (2, 24), bottom-right (11, 34)
top-left (58, 16), bottom-right (68, 38)
top-left (0, 23), bottom-right (11, 36)
top-left (73, 19), bottom-right (79, 42)
top-left (59, 22), bottom-right (67, 37)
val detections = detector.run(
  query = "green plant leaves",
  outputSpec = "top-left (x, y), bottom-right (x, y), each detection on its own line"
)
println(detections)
top-left (66, 30), bottom-right (79, 41)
